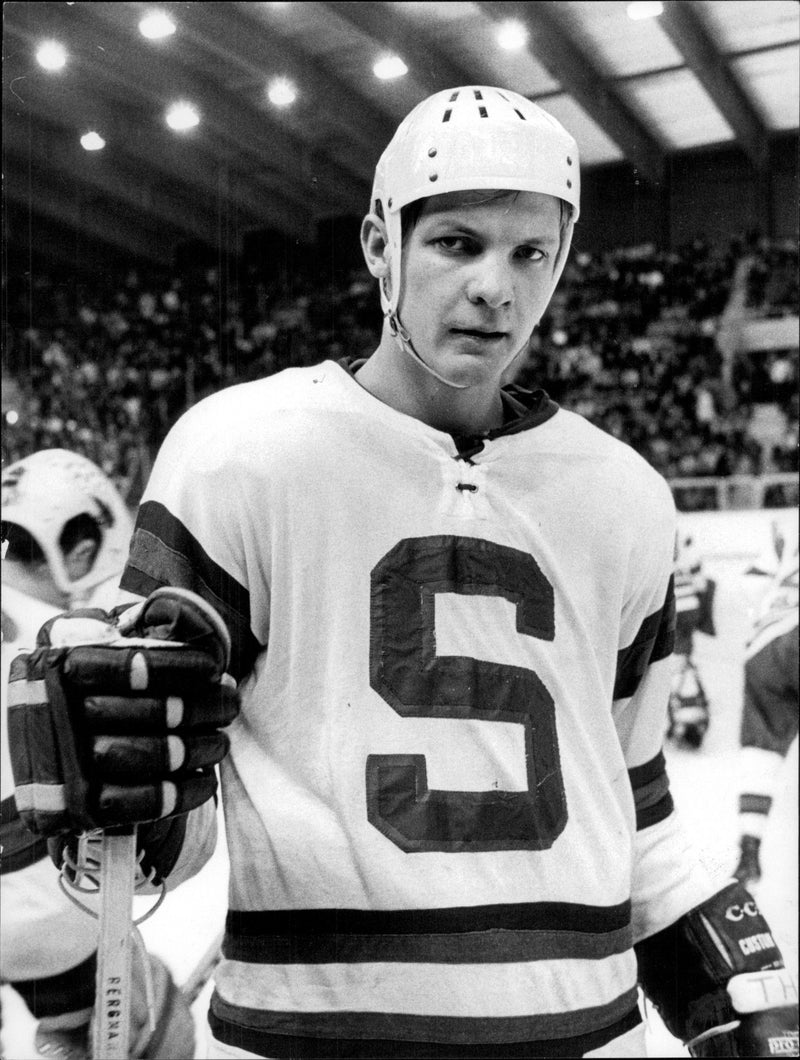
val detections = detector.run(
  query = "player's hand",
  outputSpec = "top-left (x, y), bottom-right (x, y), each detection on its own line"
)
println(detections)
top-left (8, 587), bottom-right (240, 834)
top-left (688, 970), bottom-right (798, 1057)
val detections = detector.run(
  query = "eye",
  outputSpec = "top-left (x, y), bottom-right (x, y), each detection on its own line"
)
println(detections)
top-left (516, 245), bottom-right (548, 262)
top-left (432, 235), bottom-right (478, 255)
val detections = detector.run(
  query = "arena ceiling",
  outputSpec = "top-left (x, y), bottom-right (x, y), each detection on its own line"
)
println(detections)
top-left (3, 1), bottom-right (799, 267)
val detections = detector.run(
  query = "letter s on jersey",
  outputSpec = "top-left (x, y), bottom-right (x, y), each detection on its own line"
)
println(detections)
top-left (367, 535), bottom-right (567, 853)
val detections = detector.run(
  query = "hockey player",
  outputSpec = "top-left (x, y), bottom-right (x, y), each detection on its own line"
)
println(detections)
top-left (668, 532), bottom-right (716, 748)
top-left (1, 450), bottom-right (195, 1060)
top-left (7, 89), bottom-right (799, 1059)
top-left (734, 534), bottom-right (799, 886)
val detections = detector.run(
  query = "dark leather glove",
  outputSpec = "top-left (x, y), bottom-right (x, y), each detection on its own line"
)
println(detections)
top-left (8, 587), bottom-right (240, 834)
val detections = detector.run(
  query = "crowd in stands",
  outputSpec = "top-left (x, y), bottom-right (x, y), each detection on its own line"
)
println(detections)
top-left (744, 236), bottom-right (799, 316)
top-left (2, 231), bottom-right (797, 507)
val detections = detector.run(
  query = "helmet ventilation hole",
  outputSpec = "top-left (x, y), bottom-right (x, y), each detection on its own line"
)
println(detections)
top-left (442, 109), bottom-right (452, 122)
top-left (449, 90), bottom-right (460, 102)
top-left (514, 109), bottom-right (526, 120)
top-left (478, 106), bottom-right (488, 117)
top-left (473, 89), bottom-right (484, 100)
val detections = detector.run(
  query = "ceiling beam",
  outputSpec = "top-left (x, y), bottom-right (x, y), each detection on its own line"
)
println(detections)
top-left (659, 0), bottom-right (769, 170)
top-left (4, 154), bottom-right (177, 265)
top-left (4, 203), bottom-right (141, 275)
top-left (4, 110), bottom-right (224, 248)
top-left (2, 28), bottom-right (315, 241)
top-left (191, 1), bottom-right (395, 164)
top-left (319, 1), bottom-right (476, 94)
top-left (2, 3), bottom-right (364, 219)
top-left (475, 0), bottom-right (667, 185)
top-left (75, 3), bottom-right (368, 214)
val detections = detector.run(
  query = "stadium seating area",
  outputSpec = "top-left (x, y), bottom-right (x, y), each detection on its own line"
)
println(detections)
top-left (2, 233), bottom-right (797, 504)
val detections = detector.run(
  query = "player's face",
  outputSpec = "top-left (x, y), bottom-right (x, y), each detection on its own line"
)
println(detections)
top-left (398, 190), bottom-right (562, 388)
top-left (63, 538), bottom-right (99, 582)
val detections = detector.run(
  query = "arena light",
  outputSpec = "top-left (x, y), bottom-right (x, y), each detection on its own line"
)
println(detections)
top-left (373, 55), bottom-right (408, 81)
top-left (80, 131), bottom-right (106, 151)
top-left (627, 2), bottom-right (664, 19)
top-left (36, 40), bottom-right (67, 71)
top-left (267, 77), bottom-right (297, 107)
top-left (139, 11), bottom-right (176, 40)
top-left (6, 410), bottom-right (19, 426)
top-left (496, 20), bottom-right (528, 51)
top-left (165, 101), bottom-right (200, 131)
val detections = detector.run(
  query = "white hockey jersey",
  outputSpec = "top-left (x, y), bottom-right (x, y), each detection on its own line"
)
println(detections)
top-left (121, 360), bottom-right (717, 1056)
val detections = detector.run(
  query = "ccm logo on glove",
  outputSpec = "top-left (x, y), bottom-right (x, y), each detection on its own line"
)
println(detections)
top-left (726, 901), bottom-right (761, 921)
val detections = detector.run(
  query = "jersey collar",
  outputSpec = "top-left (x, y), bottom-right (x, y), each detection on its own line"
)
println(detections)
top-left (338, 356), bottom-right (559, 461)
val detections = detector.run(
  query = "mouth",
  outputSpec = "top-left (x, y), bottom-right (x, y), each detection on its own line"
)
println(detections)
top-left (450, 328), bottom-right (508, 341)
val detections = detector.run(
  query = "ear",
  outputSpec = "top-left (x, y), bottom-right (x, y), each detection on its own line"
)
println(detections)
top-left (360, 213), bottom-right (391, 282)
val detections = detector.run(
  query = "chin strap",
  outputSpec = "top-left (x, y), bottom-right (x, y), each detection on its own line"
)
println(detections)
top-left (387, 309), bottom-right (471, 390)
top-left (386, 308), bottom-right (530, 393)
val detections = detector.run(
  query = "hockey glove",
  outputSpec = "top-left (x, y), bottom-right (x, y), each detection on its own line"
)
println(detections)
top-left (8, 586), bottom-right (239, 836)
top-left (636, 881), bottom-right (798, 1057)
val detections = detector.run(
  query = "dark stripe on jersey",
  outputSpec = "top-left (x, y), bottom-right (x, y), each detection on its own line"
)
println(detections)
top-left (12, 951), bottom-right (97, 1017)
top-left (120, 500), bottom-right (262, 682)
top-left (224, 900), bottom-right (631, 964)
top-left (614, 576), bottom-right (676, 700)
top-left (628, 751), bottom-right (674, 831)
top-left (209, 991), bottom-right (640, 1055)
top-left (739, 793), bottom-right (773, 816)
top-left (0, 794), bottom-right (48, 874)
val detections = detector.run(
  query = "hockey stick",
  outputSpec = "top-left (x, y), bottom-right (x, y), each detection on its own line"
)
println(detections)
top-left (92, 826), bottom-right (137, 1060)
top-left (181, 927), bottom-right (225, 1006)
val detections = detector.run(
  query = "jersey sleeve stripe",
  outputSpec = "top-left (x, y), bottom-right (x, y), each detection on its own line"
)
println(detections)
top-left (614, 576), bottom-right (676, 701)
top-left (627, 750), bottom-right (674, 831)
top-left (739, 793), bottom-right (773, 816)
top-left (208, 991), bottom-right (641, 1054)
top-left (120, 500), bottom-right (262, 681)
top-left (0, 794), bottom-right (49, 874)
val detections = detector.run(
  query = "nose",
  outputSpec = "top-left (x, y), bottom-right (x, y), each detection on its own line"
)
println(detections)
top-left (465, 253), bottom-right (513, 310)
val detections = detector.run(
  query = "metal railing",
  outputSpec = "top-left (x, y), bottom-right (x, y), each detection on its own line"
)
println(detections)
top-left (669, 473), bottom-right (799, 511)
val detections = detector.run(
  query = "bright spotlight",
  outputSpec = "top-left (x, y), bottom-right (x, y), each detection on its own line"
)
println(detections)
top-left (165, 101), bottom-right (200, 131)
top-left (139, 11), bottom-right (176, 40)
top-left (6, 410), bottom-right (19, 426)
top-left (80, 131), bottom-right (106, 151)
top-left (36, 41), bottom-right (67, 71)
top-left (267, 78), bottom-right (297, 107)
top-left (627, 2), bottom-right (664, 19)
top-left (496, 20), bottom-right (528, 51)
top-left (373, 55), bottom-right (408, 80)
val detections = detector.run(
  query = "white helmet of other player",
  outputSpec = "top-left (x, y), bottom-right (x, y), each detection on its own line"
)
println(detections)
top-left (371, 86), bottom-right (580, 379)
top-left (1, 449), bottom-right (132, 604)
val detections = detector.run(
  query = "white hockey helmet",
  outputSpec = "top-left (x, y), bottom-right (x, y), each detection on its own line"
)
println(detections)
top-left (371, 86), bottom-right (581, 317)
top-left (1, 449), bottom-right (133, 600)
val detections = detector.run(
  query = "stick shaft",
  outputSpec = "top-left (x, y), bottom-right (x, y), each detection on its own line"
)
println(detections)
top-left (181, 927), bottom-right (225, 1006)
top-left (93, 827), bottom-right (137, 1059)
